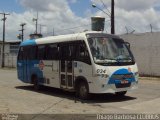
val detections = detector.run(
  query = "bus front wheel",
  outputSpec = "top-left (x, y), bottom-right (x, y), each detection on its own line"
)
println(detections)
top-left (77, 82), bottom-right (90, 100)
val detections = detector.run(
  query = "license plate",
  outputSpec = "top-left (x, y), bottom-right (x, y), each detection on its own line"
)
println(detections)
top-left (121, 80), bottom-right (129, 84)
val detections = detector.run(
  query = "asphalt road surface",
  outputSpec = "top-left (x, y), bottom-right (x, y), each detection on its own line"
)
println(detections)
top-left (0, 69), bottom-right (160, 119)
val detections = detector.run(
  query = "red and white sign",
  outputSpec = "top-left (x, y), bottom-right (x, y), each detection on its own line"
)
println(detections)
top-left (128, 67), bottom-right (132, 72)
top-left (39, 60), bottom-right (45, 70)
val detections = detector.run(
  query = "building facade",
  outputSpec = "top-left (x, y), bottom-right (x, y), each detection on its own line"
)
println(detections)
top-left (0, 40), bottom-right (21, 68)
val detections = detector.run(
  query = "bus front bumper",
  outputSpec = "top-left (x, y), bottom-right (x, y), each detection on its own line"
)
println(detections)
top-left (89, 81), bottom-right (138, 94)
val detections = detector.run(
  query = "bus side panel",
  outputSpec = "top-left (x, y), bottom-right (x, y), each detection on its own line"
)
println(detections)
top-left (17, 60), bottom-right (31, 83)
top-left (74, 61), bottom-right (93, 89)
top-left (17, 60), bottom-right (44, 84)
top-left (17, 60), bottom-right (24, 81)
top-left (42, 60), bottom-right (60, 88)
top-left (28, 60), bottom-right (44, 84)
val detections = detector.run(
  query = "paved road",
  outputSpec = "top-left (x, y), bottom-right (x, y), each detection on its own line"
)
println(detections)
top-left (0, 69), bottom-right (160, 116)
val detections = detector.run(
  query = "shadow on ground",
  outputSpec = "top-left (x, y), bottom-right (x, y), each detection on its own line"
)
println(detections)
top-left (15, 85), bottom-right (136, 103)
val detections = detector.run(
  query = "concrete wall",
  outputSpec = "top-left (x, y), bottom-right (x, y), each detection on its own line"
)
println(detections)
top-left (121, 32), bottom-right (160, 76)
top-left (0, 44), bottom-right (17, 68)
top-left (4, 54), bottom-right (17, 68)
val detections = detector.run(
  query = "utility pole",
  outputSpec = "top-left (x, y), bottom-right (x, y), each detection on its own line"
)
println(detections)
top-left (111, 0), bottom-right (115, 34)
top-left (92, 0), bottom-right (115, 34)
top-left (150, 24), bottom-right (153, 33)
top-left (19, 23), bottom-right (26, 41)
top-left (0, 12), bottom-right (10, 68)
top-left (33, 12), bottom-right (38, 34)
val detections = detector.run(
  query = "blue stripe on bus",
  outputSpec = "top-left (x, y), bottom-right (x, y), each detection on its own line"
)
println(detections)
top-left (108, 68), bottom-right (135, 84)
top-left (20, 39), bottom-right (36, 46)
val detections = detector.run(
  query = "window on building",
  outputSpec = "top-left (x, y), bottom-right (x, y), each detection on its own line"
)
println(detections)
top-left (10, 44), bottom-right (19, 55)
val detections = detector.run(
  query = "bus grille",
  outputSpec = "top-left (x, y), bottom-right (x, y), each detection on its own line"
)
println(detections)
top-left (111, 74), bottom-right (133, 80)
top-left (111, 74), bottom-right (133, 88)
top-left (115, 83), bottom-right (131, 88)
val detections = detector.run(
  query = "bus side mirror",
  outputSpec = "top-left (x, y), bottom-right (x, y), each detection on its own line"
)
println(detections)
top-left (125, 42), bottom-right (130, 49)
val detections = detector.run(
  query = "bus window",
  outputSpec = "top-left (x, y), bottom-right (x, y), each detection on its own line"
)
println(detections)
top-left (28, 46), bottom-right (37, 60)
top-left (23, 46), bottom-right (29, 60)
top-left (18, 47), bottom-right (24, 60)
top-left (69, 45), bottom-right (77, 60)
top-left (76, 42), bottom-right (91, 65)
top-left (60, 42), bottom-right (77, 61)
top-left (46, 44), bottom-right (59, 60)
top-left (37, 45), bottom-right (46, 60)
top-left (60, 45), bottom-right (69, 60)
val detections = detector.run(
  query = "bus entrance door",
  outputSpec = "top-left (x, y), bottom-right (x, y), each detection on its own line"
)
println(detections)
top-left (60, 60), bottom-right (74, 89)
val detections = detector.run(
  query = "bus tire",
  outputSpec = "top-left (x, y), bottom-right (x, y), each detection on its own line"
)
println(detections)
top-left (115, 91), bottom-right (127, 96)
top-left (32, 75), bottom-right (40, 91)
top-left (77, 81), bottom-right (90, 100)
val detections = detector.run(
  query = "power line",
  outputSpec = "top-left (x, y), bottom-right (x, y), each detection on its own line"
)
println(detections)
top-left (0, 12), bottom-right (10, 68)
top-left (92, 0), bottom-right (115, 34)
top-left (92, 4), bottom-right (111, 18)
top-left (55, 24), bottom-right (91, 32)
top-left (100, 0), bottom-right (111, 15)
top-left (44, 20), bottom-right (111, 36)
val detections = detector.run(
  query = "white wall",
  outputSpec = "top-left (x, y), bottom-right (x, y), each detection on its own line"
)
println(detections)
top-left (121, 32), bottom-right (160, 76)
top-left (0, 44), bottom-right (17, 68)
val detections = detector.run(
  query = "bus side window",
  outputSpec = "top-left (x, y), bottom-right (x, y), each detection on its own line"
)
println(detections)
top-left (69, 45), bottom-right (76, 60)
top-left (60, 42), bottom-right (76, 61)
top-left (28, 46), bottom-right (37, 60)
top-left (77, 41), bottom-right (91, 65)
top-left (61, 44), bottom-right (70, 60)
top-left (23, 46), bottom-right (29, 60)
top-left (46, 44), bottom-right (59, 60)
top-left (37, 45), bottom-right (46, 60)
top-left (18, 47), bottom-right (24, 60)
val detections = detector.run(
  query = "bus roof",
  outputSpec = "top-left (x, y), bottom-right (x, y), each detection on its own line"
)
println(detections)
top-left (20, 31), bottom-right (120, 46)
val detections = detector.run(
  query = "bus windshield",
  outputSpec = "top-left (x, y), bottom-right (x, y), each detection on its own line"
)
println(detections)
top-left (87, 37), bottom-right (135, 65)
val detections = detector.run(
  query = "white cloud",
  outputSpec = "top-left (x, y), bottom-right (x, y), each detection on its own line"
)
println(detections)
top-left (0, 0), bottom-right (90, 40)
top-left (91, 0), bottom-right (160, 34)
top-left (116, 0), bottom-right (158, 11)
top-left (91, 0), bottom-right (159, 11)
top-left (1, 0), bottom-right (160, 41)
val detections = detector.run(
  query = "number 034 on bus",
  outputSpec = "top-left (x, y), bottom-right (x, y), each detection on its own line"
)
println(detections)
top-left (17, 31), bottom-right (138, 100)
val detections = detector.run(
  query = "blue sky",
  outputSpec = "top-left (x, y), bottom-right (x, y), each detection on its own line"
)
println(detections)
top-left (0, 0), bottom-right (24, 13)
top-left (0, 0), bottom-right (96, 17)
top-left (69, 0), bottom-right (97, 17)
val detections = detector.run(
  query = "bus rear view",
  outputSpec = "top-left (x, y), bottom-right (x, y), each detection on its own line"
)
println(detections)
top-left (17, 32), bottom-right (138, 100)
